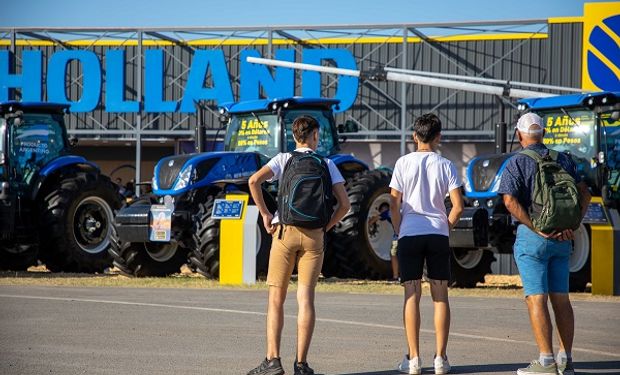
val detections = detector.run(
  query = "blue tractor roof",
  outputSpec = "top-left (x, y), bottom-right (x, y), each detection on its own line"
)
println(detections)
top-left (0, 101), bottom-right (70, 114)
top-left (518, 91), bottom-right (620, 110)
top-left (219, 97), bottom-right (340, 114)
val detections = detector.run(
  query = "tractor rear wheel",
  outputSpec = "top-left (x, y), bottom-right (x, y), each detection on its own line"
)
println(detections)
top-left (39, 171), bottom-right (121, 273)
top-left (328, 170), bottom-right (393, 279)
top-left (568, 224), bottom-right (590, 292)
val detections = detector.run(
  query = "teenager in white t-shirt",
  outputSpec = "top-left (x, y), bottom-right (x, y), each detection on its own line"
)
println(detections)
top-left (389, 113), bottom-right (464, 375)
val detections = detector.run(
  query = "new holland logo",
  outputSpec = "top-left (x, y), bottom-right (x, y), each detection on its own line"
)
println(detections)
top-left (587, 14), bottom-right (620, 91)
top-left (582, 2), bottom-right (620, 91)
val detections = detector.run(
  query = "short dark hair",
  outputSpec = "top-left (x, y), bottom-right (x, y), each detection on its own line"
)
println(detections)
top-left (292, 115), bottom-right (319, 143)
top-left (413, 113), bottom-right (442, 143)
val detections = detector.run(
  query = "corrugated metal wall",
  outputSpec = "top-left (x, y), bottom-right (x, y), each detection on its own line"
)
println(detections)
top-left (3, 22), bottom-right (583, 139)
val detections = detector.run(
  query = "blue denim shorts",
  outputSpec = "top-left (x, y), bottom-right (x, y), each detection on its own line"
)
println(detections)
top-left (513, 225), bottom-right (571, 296)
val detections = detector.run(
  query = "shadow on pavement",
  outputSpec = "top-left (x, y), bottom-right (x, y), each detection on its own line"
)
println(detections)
top-left (334, 360), bottom-right (620, 374)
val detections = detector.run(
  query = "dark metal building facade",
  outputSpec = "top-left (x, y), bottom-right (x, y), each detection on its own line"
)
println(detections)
top-left (1, 20), bottom-right (583, 144)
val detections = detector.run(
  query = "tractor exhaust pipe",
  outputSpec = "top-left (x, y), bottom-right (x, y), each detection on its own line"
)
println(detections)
top-left (194, 101), bottom-right (205, 154)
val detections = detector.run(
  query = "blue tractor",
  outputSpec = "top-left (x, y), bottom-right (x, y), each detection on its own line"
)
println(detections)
top-left (111, 97), bottom-right (395, 278)
top-left (0, 102), bottom-right (122, 272)
top-left (449, 91), bottom-right (620, 291)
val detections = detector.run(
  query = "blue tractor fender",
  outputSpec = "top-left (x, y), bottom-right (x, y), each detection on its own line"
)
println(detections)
top-left (31, 155), bottom-right (100, 200)
top-left (152, 151), bottom-right (262, 196)
top-left (328, 154), bottom-right (369, 178)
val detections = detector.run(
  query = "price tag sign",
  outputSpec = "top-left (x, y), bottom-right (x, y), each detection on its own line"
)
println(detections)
top-left (149, 205), bottom-right (173, 242)
top-left (212, 199), bottom-right (245, 219)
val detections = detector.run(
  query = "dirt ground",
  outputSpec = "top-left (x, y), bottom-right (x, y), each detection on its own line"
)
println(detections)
top-left (1, 264), bottom-right (616, 302)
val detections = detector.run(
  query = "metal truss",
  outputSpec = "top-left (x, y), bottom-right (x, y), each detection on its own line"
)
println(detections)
top-left (1, 19), bottom-right (569, 179)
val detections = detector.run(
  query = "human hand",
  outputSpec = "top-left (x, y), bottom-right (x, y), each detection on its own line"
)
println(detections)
top-left (553, 229), bottom-right (574, 241)
top-left (262, 212), bottom-right (276, 234)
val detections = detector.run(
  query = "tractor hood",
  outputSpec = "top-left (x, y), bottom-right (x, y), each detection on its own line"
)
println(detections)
top-left (152, 151), bottom-right (261, 196)
top-left (465, 152), bottom-right (515, 199)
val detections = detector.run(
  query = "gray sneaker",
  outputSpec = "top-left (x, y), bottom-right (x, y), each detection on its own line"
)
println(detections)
top-left (557, 360), bottom-right (574, 375)
top-left (517, 360), bottom-right (557, 375)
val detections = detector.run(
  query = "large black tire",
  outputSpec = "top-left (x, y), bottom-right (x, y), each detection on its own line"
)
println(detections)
top-left (0, 244), bottom-right (38, 271)
top-left (189, 193), bottom-right (273, 279)
top-left (568, 224), bottom-right (591, 292)
top-left (108, 197), bottom-right (189, 277)
top-left (327, 169), bottom-right (393, 279)
top-left (39, 171), bottom-right (121, 273)
top-left (109, 231), bottom-right (189, 277)
top-left (450, 248), bottom-right (495, 288)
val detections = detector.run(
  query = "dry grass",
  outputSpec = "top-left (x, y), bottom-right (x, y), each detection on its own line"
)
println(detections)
top-left (0, 266), bottom-right (617, 302)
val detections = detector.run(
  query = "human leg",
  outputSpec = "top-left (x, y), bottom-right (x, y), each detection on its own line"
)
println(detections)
top-left (513, 226), bottom-right (558, 375)
top-left (397, 236), bottom-right (426, 361)
top-left (265, 225), bottom-right (297, 360)
top-left (294, 227), bottom-right (325, 372)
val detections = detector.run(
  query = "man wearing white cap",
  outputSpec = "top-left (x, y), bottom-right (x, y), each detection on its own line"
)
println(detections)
top-left (498, 113), bottom-right (591, 375)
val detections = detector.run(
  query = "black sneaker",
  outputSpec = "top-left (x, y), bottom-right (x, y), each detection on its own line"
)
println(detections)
top-left (247, 357), bottom-right (285, 375)
top-left (294, 360), bottom-right (315, 375)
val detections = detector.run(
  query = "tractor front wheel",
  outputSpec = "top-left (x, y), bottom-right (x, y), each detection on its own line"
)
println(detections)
top-left (39, 172), bottom-right (121, 273)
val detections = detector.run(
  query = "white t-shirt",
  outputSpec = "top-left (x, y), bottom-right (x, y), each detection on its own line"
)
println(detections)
top-left (266, 147), bottom-right (345, 224)
top-left (389, 152), bottom-right (461, 237)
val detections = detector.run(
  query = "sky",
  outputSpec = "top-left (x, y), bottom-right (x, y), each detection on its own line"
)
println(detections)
top-left (0, 0), bottom-right (614, 28)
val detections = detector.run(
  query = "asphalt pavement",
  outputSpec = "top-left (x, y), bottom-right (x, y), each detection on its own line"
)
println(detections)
top-left (0, 285), bottom-right (618, 375)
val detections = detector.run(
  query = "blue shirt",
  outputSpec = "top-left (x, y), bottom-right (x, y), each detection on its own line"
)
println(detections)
top-left (497, 143), bottom-right (581, 210)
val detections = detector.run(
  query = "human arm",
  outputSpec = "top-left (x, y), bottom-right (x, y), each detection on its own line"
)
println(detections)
top-left (503, 193), bottom-right (561, 239)
top-left (326, 182), bottom-right (350, 232)
top-left (390, 189), bottom-right (402, 237)
top-left (447, 187), bottom-right (464, 230)
top-left (248, 165), bottom-right (276, 234)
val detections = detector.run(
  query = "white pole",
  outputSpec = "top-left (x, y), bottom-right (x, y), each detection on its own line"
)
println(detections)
top-left (246, 56), bottom-right (554, 99)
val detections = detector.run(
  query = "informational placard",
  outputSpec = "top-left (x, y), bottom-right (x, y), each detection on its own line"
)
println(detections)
top-left (583, 202), bottom-right (609, 224)
top-left (149, 205), bottom-right (172, 242)
top-left (236, 118), bottom-right (271, 148)
top-left (542, 112), bottom-right (594, 147)
top-left (212, 199), bottom-right (245, 219)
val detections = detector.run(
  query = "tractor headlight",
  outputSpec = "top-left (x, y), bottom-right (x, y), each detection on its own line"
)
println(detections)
top-left (172, 164), bottom-right (194, 191)
top-left (473, 199), bottom-right (480, 207)
top-left (486, 199), bottom-right (494, 208)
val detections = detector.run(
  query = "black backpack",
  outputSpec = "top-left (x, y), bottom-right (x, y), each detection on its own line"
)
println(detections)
top-left (277, 151), bottom-right (334, 228)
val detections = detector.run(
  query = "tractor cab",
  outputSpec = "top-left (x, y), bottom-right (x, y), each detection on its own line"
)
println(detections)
top-left (220, 97), bottom-right (343, 163)
top-left (518, 91), bottom-right (620, 199)
top-left (0, 102), bottom-right (71, 197)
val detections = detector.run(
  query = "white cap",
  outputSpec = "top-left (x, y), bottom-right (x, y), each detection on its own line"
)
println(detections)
top-left (516, 113), bottom-right (543, 134)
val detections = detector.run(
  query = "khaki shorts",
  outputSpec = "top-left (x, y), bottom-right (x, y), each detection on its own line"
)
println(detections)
top-left (266, 225), bottom-right (324, 288)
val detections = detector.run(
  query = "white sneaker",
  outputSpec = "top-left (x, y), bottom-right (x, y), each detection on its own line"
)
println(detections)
top-left (434, 355), bottom-right (451, 374)
top-left (398, 355), bottom-right (421, 374)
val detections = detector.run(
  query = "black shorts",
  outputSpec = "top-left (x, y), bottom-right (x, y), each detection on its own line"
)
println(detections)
top-left (397, 235), bottom-right (451, 282)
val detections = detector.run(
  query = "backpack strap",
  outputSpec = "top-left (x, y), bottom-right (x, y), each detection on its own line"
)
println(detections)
top-left (519, 149), bottom-right (544, 163)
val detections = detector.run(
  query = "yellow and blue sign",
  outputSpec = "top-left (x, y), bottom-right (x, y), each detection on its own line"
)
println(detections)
top-left (218, 193), bottom-right (259, 285)
top-left (582, 1), bottom-right (620, 91)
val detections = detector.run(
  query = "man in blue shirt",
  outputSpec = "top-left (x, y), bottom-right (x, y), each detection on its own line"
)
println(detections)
top-left (498, 113), bottom-right (591, 375)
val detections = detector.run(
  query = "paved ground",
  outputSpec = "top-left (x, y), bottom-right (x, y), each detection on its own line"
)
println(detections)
top-left (0, 285), bottom-right (618, 375)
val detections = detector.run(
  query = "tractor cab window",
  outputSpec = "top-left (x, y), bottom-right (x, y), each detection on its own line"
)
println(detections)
top-left (539, 110), bottom-right (597, 162)
top-left (282, 109), bottom-right (337, 157)
top-left (9, 113), bottom-right (66, 185)
top-left (224, 112), bottom-right (280, 158)
top-left (601, 111), bottom-right (620, 175)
